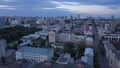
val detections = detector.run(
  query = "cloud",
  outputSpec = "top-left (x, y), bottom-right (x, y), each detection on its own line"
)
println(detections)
top-left (47, 1), bottom-right (120, 15)
top-left (41, 7), bottom-right (55, 10)
top-left (0, 0), bottom-right (16, 2)
top-left (0, 0), bottom-right (120, 17)
top-left (0, 5), bottom-right (16, 10)
top-left (109, 6), bottom-right (120, 9)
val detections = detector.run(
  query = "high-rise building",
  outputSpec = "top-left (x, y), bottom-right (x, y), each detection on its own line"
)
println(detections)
top-left (109, 16), bottom-right (116, 33)
top-left (0, 39), bottom-right (6, 59)
top-left (0, 17), bottom-right (6, 27)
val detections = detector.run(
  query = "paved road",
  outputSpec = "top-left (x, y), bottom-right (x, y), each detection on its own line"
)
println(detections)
top-left (92, 23), bottom-right (111, 68)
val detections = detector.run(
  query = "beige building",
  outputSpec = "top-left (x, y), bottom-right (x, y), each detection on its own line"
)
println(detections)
top-left (85, 37), bottom-right (93, 46)
top-left (49, 31), bottom-right (56, 43)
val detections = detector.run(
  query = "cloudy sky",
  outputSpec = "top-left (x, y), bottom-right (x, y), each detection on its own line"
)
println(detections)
top-left (0, 0), bottom-right (120, 17)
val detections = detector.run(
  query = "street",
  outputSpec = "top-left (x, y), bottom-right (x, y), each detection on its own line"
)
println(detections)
top-left (92, 23), bottom-right (111, 68)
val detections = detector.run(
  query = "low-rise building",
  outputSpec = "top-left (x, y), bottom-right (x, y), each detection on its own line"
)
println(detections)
top-left (104, 34), bottom-right (120, 42)
top-left (56, 53), bottom-right (71, 64)
top-left (56, 33), bottom-right (85, 43)
top-left (81, 48), bottom-right (94, 68)
top-left (85, 37), bottom-right (93, 46)
top-left (16, 47), bottom-right (54, 62)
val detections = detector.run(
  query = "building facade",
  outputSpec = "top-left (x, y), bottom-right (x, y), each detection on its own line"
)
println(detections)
top-left (104, 41), bottom-right (120, 68)
top-left (16, 47), bottom-right (54, 62)
top-left (0, 39), bottom-right (6, 59)
top-left (49, 31), bottom-right (56, 43)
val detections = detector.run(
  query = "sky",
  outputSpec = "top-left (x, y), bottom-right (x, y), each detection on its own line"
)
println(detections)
top-left (0, 0), bottom-right (120, 17)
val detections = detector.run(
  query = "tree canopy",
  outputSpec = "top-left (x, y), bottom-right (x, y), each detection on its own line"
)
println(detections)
top-left (0, 26), bottom-right (41, 43)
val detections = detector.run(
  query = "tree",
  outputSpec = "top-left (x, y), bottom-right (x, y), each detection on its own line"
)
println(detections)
top-left (12, 43), bottom-right (18, 50)
top-left (63, 46), bottom-right (69, 53)
top-left (46, 35), bottom-right (49, 41)
top-left (40, 39), bottom-right (46, 47)
top-left (70, 49), bottom-right (76, 59)
top-left (64, 42), bottom-right (74, 50)
top-left (64, 19), bottom-right (71, 24)
top-left (0, 26), bottom-right (40, 43)
top-left (17, 40), bottom-right (23, 44)
top-left (99, 43), bottom-right (105, 55)
top-left (1, 56), bottom-right (6, 65)
top-left (77, 42), bottom-right (87, 57)
top-left (31, 43), bottom-right (38, 47)
top-left (63, 42), bottom-right (77, 58)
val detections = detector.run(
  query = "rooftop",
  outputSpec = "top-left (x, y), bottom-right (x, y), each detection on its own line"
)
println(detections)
top-left (17, 46), bottom-right (54, 56)
top-left (81, 56), bottom-right (93, 66)
top-left (84, 48), bottom-right (94, 57)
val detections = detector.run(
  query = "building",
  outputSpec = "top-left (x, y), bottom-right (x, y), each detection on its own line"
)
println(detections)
top-left (115, 23), bottom-right (120, 31)
top-left (104, 41), bottom-right (120, 68)
top-left (109, 16), bottom-right (116, 33)
top-left (0, 39), bottom-right (6, 59)
top-left (56, 53), bottom-right (71, 64)
top-left (85, 37), bottom-right (93, 46)
top-left (84, 29), bottom-right (93, 36)
top-left (81, 48), bottom-right (94, 68)
top-left (56, 33), bottom-right (85, 43)
top-left (56, 33), bottom-right (71, 43)
top-left (16, 47), bottom-right (54, 62)
top-left (21, 34), bottom-right (40, 42)
top-left (0, 17), bottom-right (6, 27)
top-left (104, 34), bottom-right (120, 42)
top-left (49, 31), bottom-right (56, 43)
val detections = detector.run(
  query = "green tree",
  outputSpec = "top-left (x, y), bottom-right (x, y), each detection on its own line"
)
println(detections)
top-left (40, 39), bottom-right (46, 47)
top-left (1, 56), bottom-right (6, 65)
top-left (17, 40), bottom-right (23, 44)
top-left (63, 46), bottom-right (69, 53)
top-left (64, 19), bottom-right (71, 24)
top-left (64, 42), bottom-right (74, 50)
top-left (99, 43), bottom-right (105, 55)
top-left (31, 43), bottom-right (38, 47)
top-left (12, 43), bottom-right (18, 50)
top-left (77, 42), bottom-right (87, 57)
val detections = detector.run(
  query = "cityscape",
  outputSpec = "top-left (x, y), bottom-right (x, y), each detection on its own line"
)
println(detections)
top-left (0, 0), bottom-right (120, 68)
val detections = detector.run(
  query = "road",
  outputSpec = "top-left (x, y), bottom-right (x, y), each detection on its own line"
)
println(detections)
top-left (92, 23), bottom-right (111, 68)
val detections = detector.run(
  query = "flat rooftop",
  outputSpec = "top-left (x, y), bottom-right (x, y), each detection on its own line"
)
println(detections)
top-left (17, 46), bottom-right (54, 56)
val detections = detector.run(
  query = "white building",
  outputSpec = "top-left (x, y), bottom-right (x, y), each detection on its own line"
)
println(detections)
top-left (21, 34), bottom-right (40, 41)
top-left (49, 31), bottom-right (56, 43)
top-left (84, 48), bottom-right (94, 57)
top-left (0, 39), bottom-right (6, 59)
top-left (16, 47), bottom-right (54, 62)
top-left (10, 19), bottom-right (19, 26)
top-left (81, 48), bottom-right (94, 68)
top-left (104, 34), bottom-right (120, 42)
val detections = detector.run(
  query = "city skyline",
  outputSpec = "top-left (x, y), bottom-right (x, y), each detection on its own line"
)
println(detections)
top-left (0, 0), bottom-right (120, 17)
